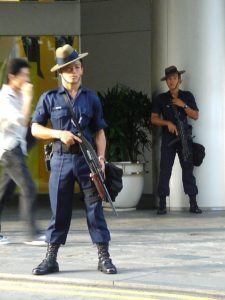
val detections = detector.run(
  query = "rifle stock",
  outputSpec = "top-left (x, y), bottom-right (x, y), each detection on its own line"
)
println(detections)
top-left (91, 174), bottom-right (106, 199)
top-left (77, 132), bottom-right (118, 216)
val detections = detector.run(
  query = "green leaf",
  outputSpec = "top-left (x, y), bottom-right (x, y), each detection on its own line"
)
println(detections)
top-left (98, 84), bottom-right (152, 162)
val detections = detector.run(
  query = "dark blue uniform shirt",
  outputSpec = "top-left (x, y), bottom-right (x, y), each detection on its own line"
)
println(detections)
top-left (152, 90), bottom-right (198, 135)
top-left (32, 85), bottom-right (107, 144)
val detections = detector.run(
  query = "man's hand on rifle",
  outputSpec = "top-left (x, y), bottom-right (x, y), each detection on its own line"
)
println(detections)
top-left (166, 121), bottom-right (178, 135)
top-left (58, 130), bottom-right (82, 145)
top-left (98, 156), bottom-right (105, 172)
top-left (90, 156), bottom-right (105, 181)
top-left (172, 97), bottom-right (185, 108)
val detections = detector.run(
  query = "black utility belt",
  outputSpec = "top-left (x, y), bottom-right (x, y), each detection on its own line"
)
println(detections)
top-left (53, 143), bottom-right (81, 154)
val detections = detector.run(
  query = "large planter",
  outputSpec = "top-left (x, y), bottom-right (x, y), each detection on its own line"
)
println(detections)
top-left (104, 161), bottom-right (145, 211)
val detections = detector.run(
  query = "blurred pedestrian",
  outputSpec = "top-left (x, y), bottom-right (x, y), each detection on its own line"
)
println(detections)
top-left (0, 58), bottom-right (45, 245)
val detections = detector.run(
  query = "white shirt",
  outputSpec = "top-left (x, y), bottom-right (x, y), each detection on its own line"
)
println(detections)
top-left (0, 84), bottom-right (27, 159)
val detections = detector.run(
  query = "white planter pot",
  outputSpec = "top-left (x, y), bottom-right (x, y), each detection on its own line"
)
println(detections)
top-left (103, 161), bottom-right (145, 211)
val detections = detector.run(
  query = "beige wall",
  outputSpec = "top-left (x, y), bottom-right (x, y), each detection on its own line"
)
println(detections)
top-left (0, 0), bottom-right (153, 195)
top-left (0, 1), bottom-right (80, 35)
top-left (81, 0), bottom-right (151, 93)
top-left (81, 0), bottom-right (152, 194)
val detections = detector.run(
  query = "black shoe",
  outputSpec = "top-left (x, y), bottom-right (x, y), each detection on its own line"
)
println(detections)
top-left (98, 258), bottom-right (117, 274)
top-left (32, 259), bottom-right (59, 275)
top-left (189, 196), bottom-right (202, 214)
top-left (157, 197), bottom-right (167, 215)
top-left (190, 206), bottom-right (202, 214)
top-left (97, 243), bottom-right (117, 274)
top-left (157, 207), bottom-right (167, 215)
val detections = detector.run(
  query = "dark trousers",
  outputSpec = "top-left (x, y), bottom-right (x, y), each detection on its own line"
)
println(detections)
top-left (157, 138), bottom-right (198, 198)
top-left (46, 152), bottom-right (111, 245)
top-left (0, 126), bottom-right (36, 222)
top-left (0, 145), bottom-right (37, 237)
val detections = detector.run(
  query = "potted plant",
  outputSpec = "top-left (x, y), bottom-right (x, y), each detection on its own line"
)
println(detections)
top-left (98, 84), bottom-right (152, 210)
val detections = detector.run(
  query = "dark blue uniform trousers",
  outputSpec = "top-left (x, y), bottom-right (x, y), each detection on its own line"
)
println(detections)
top-left (157, 137), bottom-right (198, 198)
top-left (46, 152), bottom-right (111, 245)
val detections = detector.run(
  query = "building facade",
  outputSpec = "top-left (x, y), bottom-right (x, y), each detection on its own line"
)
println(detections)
top-left (0, 0), bottom-right (223, 209)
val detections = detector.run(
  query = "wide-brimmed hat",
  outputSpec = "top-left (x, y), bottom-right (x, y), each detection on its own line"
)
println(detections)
top-left (50, 44), bottom-right (88, 72)
top-left (161, 65), bottom-right (185, 81)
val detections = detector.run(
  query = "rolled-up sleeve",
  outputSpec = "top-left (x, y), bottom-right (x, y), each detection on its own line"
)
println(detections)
top-left (31, 92), bottom-right (50, 125)
top-left (90, 94), bottom-right (107, 133)
top-left (186, 92), bottom-right (199, 111)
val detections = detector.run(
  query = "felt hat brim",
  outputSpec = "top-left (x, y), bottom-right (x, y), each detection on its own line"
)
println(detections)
top-left (50, 52), bottom-right (88, 72)
top-left (161, 70), bottom-right (185, 81)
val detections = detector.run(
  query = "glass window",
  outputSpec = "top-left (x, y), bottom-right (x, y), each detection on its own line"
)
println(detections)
top-left (0, 35), bottom-right (79, 193)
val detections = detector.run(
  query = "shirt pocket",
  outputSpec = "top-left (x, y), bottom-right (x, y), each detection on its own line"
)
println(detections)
top-left (79, 109), bottom-right (92, 129)
top-left (51, 107), bottom-right (70, 129)
top-left (162, 104), bottom-right (173, 118)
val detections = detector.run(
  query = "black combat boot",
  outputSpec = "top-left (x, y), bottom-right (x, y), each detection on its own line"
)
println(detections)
top-left (32, 243), bottom-right (60, 275)
top-left (157, 197), bottom-right (167, 215)
top-left (97, 243), bottom-right (117, 274)
top-left (189, 196), bottom-right (202, 214)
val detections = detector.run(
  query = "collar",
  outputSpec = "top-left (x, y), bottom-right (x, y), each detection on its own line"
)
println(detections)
top-left (1, 84), bottom-right (22, 99)
top-left (167, 89), bottom-right (183, 98)
top-left (58, 85), bottom-right (88, 95)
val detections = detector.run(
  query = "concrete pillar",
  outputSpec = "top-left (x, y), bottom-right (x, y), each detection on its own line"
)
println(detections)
top-left (152, 0), bottom-right (225, 209)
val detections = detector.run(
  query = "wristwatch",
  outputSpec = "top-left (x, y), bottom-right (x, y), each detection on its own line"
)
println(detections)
top-left (183, 104), bottom-right (188, 109)
top-left (98, 156), bottom-right (105, 162)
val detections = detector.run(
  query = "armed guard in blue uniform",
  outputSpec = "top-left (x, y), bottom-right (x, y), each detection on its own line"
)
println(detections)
top-left (31, 44), bottom-right (117, 275)
top-left (151, 66), bottom-right (202, 215)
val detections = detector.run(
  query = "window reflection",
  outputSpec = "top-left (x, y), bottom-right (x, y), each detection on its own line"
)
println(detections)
top-left (0, 35), bottom-right (79, 192)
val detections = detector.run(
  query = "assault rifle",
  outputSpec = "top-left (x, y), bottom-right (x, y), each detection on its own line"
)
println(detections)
top-left (73, 121), bottom-right (118, 216)
top-left (63, 94), bottom-right (118, 216)
top-left (168, 102), bottom-right (192, 162)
